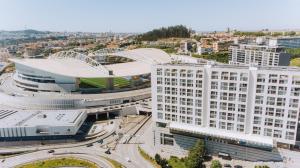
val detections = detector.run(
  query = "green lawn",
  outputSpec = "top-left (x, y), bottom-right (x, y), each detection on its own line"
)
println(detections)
top-left (80, 77), bottom-right (130, 89)
top-left (138, 146), bottom-right (161, 168)
top-left (16, 157), bottom-right (98, 168)
top-left (168, 156), bottom-right (187, 168)
top-left (290, 58), bottom-right (300, 67)
top-left (103, 157), bottom-right (124, 168)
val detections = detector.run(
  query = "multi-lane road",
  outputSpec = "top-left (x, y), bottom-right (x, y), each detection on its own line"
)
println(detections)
top-left (1, 115), bottom-right (154, 168)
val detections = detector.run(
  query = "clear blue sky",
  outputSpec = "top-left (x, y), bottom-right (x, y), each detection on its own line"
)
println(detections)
top-left (0, 0), bottom-right (299, 32)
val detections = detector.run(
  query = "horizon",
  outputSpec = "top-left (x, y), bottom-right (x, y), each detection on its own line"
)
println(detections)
top-left (0, 0), bottom-right (300, 33)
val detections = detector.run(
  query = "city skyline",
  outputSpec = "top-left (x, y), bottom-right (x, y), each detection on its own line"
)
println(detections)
top-left (0, 0), bottom-right (300, 32)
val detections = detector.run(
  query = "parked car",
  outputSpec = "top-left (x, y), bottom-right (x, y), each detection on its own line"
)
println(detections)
top-left (48, 150), bottom-right (55, 153)
top-left (105, 149), bottom-right (111, 154)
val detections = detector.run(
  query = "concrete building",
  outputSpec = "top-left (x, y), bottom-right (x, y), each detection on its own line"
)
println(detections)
top-left (151, 62), bottom-right (300, 161)
top-left (269, 37), bottom-right (300, 48)
top-left (0, 109), bottom-right (87, 140)
top-left (212, 41), bottom-right (234, 52)
top-left (229, 44), bottom-right (291, 66)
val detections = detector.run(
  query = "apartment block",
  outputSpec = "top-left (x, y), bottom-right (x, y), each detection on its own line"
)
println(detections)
top-left (229, 44), bottom-right (291, 66)
top-left (152, 62), bottom-right (300, 160)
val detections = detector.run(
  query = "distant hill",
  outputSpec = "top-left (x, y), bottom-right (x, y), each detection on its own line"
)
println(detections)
top-left (138, 25), bottom-right (191, 41)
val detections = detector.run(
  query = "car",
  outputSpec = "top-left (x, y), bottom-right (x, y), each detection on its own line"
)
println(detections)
top-left (234, 165), bottom-right (243, 168)
top-left (224, 164), bottom-right (232, 168)
top-left (97, 139), bottom-right (104, 144)
top-left (126, 157), bottom-right (131, 162)
top-left (48, 150), bottom-right (55, 153)
top-left (86, 144), bottom-right (93, 147)
top-left (105, 149), bottom-right (111, 154)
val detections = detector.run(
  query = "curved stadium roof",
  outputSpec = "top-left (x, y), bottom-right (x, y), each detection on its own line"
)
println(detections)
top-left (10, 48), bottom-right (171, 78)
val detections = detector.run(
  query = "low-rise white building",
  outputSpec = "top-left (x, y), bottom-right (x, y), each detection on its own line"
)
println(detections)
top-left (0, 109), bottom-right (87, 139)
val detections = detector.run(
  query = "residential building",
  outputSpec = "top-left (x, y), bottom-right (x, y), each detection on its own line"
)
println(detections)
top-left (269, 37), bottom-right (300, 48)
top-left (152, 62), bottom-right (300, 161)
top-left (229, 44), bottom-right (291, 66)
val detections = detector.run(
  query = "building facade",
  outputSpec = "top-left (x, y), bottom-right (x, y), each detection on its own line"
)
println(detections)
top-left (229, 44), bottom-right (291, 66)
top-left (269, 37), bottom-right (300, 48)
top-left (152, 62), bottom-right (300, 160)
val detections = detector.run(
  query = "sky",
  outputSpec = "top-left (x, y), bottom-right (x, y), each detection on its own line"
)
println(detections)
top-left (0, 0), bottom-right (299, 33)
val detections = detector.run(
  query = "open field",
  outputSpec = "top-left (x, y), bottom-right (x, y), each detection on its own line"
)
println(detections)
top-left (290, 58), bottom-right (300, 67)
top-left (80, 77), bottom-right (130, 89)
top-left (16, 157), bottom-right (98, 168)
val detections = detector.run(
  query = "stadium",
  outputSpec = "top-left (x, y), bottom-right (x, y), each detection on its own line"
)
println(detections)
top-left (0, 48), bottom-right (171, 111)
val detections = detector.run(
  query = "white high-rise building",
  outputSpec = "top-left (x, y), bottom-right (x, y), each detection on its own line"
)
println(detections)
top-left (152, 62), bottom-right (300, 160)
top-left (229, 44), bottom-right (291, 66)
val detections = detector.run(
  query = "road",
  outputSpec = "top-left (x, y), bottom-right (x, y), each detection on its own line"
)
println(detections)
top-left (1, 115), bottom-right (155, 168)
top-left (115, 115), bottom-right (153, 168)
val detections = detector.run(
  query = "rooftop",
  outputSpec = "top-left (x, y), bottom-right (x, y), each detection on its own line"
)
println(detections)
top-left (10, 48), bottom-right (172, 78)
top-left (0, 109), bottom-right (85, 127)
top-left (169, 122), bottom-right (274, 147)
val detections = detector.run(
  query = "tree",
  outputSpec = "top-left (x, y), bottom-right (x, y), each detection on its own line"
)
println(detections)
top-left (185, 139), bottom-right (206, 168)
top-left (155, 154), bottom-right (162, 164)
top-left (210, 160), bottom-right (222, 168)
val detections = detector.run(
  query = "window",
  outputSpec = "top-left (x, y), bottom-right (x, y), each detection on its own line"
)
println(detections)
top-left (267, 86), bottom-right (277, 94)
top-left (287, 121), bottom-right (296, 130)
top-left (266, 97), bottom-right (275, 105)
top-left (256, 85), bottom-right (264, 93)
top-left (230, 72), bottom-right (238, 81)
top-left (288, 110), bottom-right (297, 119)
top-left (275, 108), bottom-right (284, 117)
top-left (276, 98), bottom-right (286, 107)
top-left (239, 94), bottom-right (247, 102)
top-left (264, 128), bottom-right (272, 137)
top-left (196, 80), bottom-right (202, 88)
top-left (238, 104), bottom-right (246, 113)
top-left (211, 81), bottom-right (218, 89)
top-left (221, 72), bottom-right (229, 80)
top-left (253, 126), bottom-right (261, 135)
top-left (226, 122), bottom-right (234, 130)
top-left (229, 83), bottom-right (237, 91)
top-left (257, 74), bottom-right (266, 83)
top-left (289, 99), bottom-right (299, 108)
top-left (264, 118), bottom-right (273, 126)
top-left (157, 77), bottom-right (163, 85)
top-left (286, 132), bottom-right (295, 140)
top-left (291, 87), bottom-right (300, 96)
top-left (237, 114), bottom-right (245, 122)
top-left (196, 90), bottom-right (202, 97)
top-left (228, 93), bottom-right (236, 101)
top-left (239, 83), bottom-right (247, 92)
top-left (240, 73), bottom-right (248, 81)
top-left (237, 124), bottom-right (244, 132)
top-left (160, 133), bottom-right (174, 146)
top-left (253, 116), bottom-right (261, 125)
top-left (211, 71), bottom-right (218, 79)
top-left (211, 91), bottom-right (218, 99)
top-left (254, 106), bottom-right (263, 114)
top-left (278, 87), bottom-right (287, 95)
top-left (274, 119), bottom-right (283, 128)
top-left (279, 75), bottom-right (288, 84)
top-left (195, 118), bottom-right (201, 125)
top-left (221, 82), bottom-right (228, 90)
top-left (157, 68), bottom-right (162, 75)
